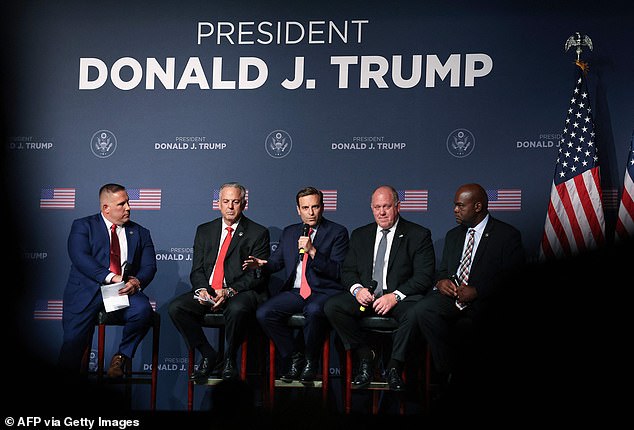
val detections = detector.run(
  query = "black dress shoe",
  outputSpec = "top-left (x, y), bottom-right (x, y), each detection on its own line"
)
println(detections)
top-left (221, 358), bottom-right (238, 380)
top-left (352, 358), bottom-right (374, 389)
top-left (386, 367), bottom-right (405, 391)
top-left (280, 353), bottom-right (304, 383)
top-left (189, 354), bottom-right (217, 384)
top-left (300, 359), bottom-right (318, 384)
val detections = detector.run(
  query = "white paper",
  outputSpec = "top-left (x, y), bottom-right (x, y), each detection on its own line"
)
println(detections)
top-left (100, 281), bottom-right (130, 312)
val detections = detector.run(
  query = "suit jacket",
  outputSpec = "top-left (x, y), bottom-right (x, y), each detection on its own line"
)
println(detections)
top-left (264, 218), bottom-right (349, 297)
top-left (64, 213), bottom-right (157, 314)
top-left (190, 215), bottom-right (270, 294)
top-left (341, 217), bottom-right (435, 299)
top-left (437, 216), bottom-right (525, 311)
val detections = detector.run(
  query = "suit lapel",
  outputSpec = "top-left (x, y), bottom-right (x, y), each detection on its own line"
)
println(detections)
top-left (471, 218), bottom-right (493, 267)
top-left (387, 221), bottom-right (405, 271)
top-left (225, 217), bottom-right (247, 258)
top-left (125, 223), bottom-right (138, 261)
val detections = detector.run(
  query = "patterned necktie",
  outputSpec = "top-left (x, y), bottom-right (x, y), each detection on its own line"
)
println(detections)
top-left (211, 226), bottom-right (233, 290)
top-left (299, 228), bottom-right (314, 299)
top-left (456, 228), bottom-right (475, 310)
top-left (109, 224), bottom-right (122, 276)
top-left (458, 228), bottom-right (476, 285)
top-left (373, 229), bottom-right (390, 298)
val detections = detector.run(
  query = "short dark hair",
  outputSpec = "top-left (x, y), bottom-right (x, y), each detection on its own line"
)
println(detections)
top-left (296, 187), bottom-right (323, 207)
top-left (99, 183), bottom-right (126, 199)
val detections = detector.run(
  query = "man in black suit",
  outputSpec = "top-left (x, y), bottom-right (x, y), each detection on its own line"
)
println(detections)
top-left (168, 182), bottom-right (270, 382)
top-left (324, 185), bottom-right (435, 391)
top-left (245, 187), bottom-right (349, 383)
top-left (413, 183), bottom-right (525, 394)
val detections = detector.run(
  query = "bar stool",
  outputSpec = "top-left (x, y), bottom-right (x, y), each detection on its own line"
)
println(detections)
top-left (187, 312), bottom-right (248, 411)
top-left (83, 309), bottom-right (160, 410)
top-left (267, 314), bottom-right (330, 409)
top-left (342, 316), bottom-right (431, 415)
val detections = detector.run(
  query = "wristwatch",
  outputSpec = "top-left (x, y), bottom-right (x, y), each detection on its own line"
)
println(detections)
top-left (225, 288), bottom-right (236, 298)
top-left (394, 293), bottom-right (402, 303)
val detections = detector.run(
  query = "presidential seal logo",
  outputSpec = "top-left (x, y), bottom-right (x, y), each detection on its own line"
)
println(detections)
top-left (265, 130), bottom-right (292, 158)
top-left (446, 129), bottom-right (475, 158)
top-left (91, 129), bottom-right (117, 158)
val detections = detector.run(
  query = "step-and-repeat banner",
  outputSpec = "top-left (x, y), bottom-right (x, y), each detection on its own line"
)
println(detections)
top-left (3, 0), bottom-right (633, 412)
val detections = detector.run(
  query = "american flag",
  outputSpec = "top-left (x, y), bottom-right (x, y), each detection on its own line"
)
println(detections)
top-left (213, 189), bottom-right (249, 210)
top-left (128, 188), bottom-right (161, 210)
top-left (33, 299), bottom-right (63, 320)
top-left (487, 189), bottom-right (521, 211)
top-left (615, 132), bottom-right (634, 240)
top-left (321, 190), bottom-right (337, 211)
top-left (40, 188), bottom-right (75, 209)
top-left (398, 190), bottom-right (428, 211)
top-left (539, 65), bottom-right (605, 260)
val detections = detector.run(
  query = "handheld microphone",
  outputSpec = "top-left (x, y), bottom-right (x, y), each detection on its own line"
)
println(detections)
top-left (359, 280), bottom-right (378, 312)
top-left (299, 223), bottom-right (310, 257)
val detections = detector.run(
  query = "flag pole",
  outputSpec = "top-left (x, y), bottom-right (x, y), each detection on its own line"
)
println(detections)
top-left (538, 33), bottom-right (605, 260)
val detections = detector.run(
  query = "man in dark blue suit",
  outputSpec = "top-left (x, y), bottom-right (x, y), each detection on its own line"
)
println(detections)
top-left (58, 183), bottom-right (157, 377)
top-left (413, 183), bottom-right (525, 395)
top-left (245, 187), bottom-right (349, 383)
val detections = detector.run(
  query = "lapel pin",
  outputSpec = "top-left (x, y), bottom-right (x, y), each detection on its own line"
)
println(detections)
top-left (399, 234), bottom-right (404, 238)
top-left (238, 231), bottom-right (244, 237)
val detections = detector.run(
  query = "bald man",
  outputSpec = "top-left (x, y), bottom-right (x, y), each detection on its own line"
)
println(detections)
top-left (325, 185), bottom-right (435, 391)
top-left (413, 183), bottom-right (525, 393)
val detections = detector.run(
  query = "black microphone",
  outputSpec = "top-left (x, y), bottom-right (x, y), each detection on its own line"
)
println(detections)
top-left (299, 223), bottom-right (310, 257)
top-left (359, 280), bottom-right (378, 312)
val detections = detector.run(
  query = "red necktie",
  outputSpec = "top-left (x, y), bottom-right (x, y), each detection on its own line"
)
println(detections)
top-left (211, 226), bottom-right (233, 290)
top-left (299, 228), bottom-right (313, 299)
top-left (109, 224), bottom-right (121, 275)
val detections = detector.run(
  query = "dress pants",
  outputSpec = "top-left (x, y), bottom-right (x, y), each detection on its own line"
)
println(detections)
top-left (59, 290), bottom-right (153, 371)
top-left (324, 291), bottom-right (418, 362)
top-left (413, 289), bottom-right (477, 375)
top-left (168, 289), bottom-right (265, 360)
top-left (256, 289), bottom-right (332, 360)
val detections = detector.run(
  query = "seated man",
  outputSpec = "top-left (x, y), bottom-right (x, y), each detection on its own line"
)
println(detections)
top-left (58, 183), bottom-right (157, 377)
top-left (245, 187), bottom-right (349, 383)
top-left (413, 183), bottom-right (525, 395)
top-left (169, 182), bottom-right (270, 382)
top-left (324, 185), bottom-right (435, 391)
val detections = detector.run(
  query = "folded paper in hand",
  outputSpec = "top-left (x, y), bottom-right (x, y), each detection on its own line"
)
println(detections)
top-left (101, 281), bottom-right (130, 312)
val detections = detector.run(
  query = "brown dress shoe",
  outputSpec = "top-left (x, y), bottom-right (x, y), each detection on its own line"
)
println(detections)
top-left (107, 353), bottom-right (128, 378)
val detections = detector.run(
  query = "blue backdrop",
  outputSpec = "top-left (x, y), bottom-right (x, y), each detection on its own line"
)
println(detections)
top-left (2, 0), bottom-right (633, 416)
